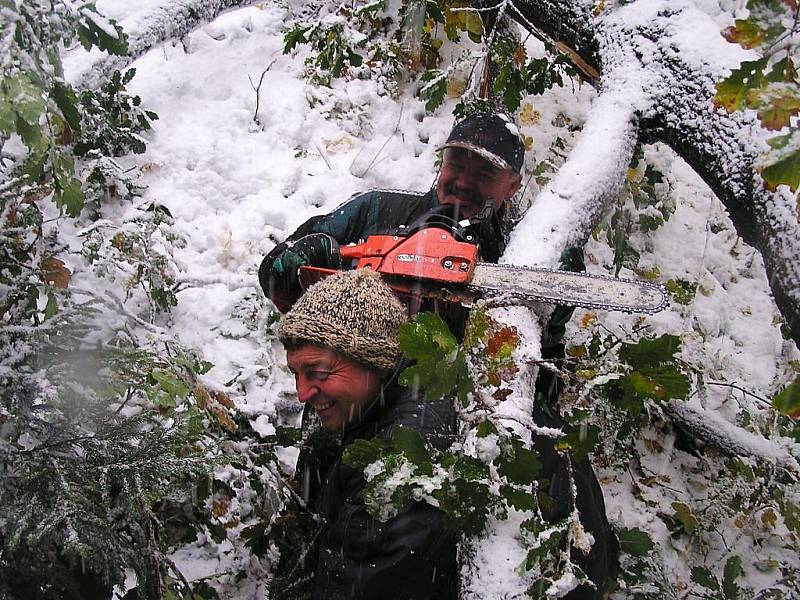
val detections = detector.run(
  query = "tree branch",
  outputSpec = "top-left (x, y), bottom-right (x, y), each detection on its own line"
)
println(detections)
top-left (507, 0), bottom-right (800, 349)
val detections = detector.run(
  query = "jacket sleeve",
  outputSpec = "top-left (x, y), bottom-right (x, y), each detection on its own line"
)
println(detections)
top-left (259, 192), bottom-right (380, 312)
top-left (314, 462), bottom-right (457, 600)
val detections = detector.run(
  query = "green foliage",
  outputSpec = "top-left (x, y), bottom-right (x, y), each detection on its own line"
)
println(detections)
top-left (80, 202), bottom-right (181, 314)
top-left (599, 334), bottom-right (690, 418)
top-left (617, 527), bottom-right (655, 557)
top-left (772, 376), bottom-right (800, 418)
top-left (490, 36), bottom-right (577, 112)
top-left (601, 147), bottom-right (674, 276)
top-left (690, 556), bottom-right (747, 600)
top-left (666, 278), bottom-right (699, 305)
top-left (398, 311), bottom-right (474, 403)
top-left (74, 68), bottom-right (158, 157)
top-left (283, 3), bottom-right (387, 86)
top-left (282, 0), bottom-right (573, 118)
top-left (716, 0), bottom-right (800, 194)
top-left (0, 0), bottom-right (148, 218)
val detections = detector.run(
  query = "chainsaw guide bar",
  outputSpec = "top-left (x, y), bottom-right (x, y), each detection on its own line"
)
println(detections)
top-left (468, 263), bottom-right (669, 314)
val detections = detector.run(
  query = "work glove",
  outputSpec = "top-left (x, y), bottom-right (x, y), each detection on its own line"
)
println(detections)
top-left (259, 233), bottom-right (341, 312)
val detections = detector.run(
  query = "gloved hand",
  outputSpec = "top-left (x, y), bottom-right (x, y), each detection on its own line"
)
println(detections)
top-left (259, 233), bottom-right (341, 311)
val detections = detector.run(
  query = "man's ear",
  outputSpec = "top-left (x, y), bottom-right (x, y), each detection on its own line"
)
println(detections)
top-left (505, 172), bottom-right (523, 198)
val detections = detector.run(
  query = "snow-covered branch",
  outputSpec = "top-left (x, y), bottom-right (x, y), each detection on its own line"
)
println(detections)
top-left (508, 0), bottom-right (800, 348)
top-left (76, 0), bottom-right (259, 89)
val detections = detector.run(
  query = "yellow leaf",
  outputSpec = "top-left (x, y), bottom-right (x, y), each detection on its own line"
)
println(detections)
top-left (519, 103), bottom-right (540, 126)
top-left (513, 44), bottom-right (526, 66)
top-left (581, 313), bottom-right (597, 328)
top-left (194, 382), bottom-right (210, 410)
top-left (522, 135), bottom-right (534, 151)
top-left (761, 508), bottom-right (777, 529)
top-left (212, 497), bottom-right (229, 518)
top-left (446, 77), bottom-right (467, 98)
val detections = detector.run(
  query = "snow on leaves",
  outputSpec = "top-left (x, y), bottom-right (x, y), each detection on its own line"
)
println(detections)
top-left (716, 0), bottom-right (800, 195)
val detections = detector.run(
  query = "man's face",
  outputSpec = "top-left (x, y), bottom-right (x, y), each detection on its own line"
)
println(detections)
top-left (286, 343), bottom-right (382, 432)
top-left (436, 148), bottom-right (522, 219)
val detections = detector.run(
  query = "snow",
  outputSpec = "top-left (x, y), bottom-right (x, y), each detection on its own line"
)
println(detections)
top-left (56, 0), bottom-right (800, 597)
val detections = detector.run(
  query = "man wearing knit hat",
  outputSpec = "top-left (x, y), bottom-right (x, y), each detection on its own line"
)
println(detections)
top-left (261, 112), bottom-right (612, 599)
top-left (275, 268), bottom-right (458, 600)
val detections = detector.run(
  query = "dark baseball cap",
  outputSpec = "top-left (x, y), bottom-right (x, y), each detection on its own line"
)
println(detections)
top-left (441, 112), bottom-right (525, 173)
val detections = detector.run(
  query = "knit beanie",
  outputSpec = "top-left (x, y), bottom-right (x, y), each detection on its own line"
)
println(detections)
top-left (277, 269), bottom-right (408, 373)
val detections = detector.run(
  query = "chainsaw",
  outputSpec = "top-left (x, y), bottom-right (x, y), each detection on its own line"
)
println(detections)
top-left (298, 227), bottom-right (668, 314)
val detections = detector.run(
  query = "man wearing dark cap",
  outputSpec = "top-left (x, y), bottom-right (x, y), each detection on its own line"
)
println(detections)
top-left (259, 112), bottom-right (525, 314)
top-left (274, 268), bottom-right (458, 600)
top-left (260, 112), bottom-right (613, 599)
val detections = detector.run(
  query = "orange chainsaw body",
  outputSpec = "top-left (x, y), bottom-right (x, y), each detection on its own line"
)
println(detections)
top-left (298, 228), bottom-right (479, 304)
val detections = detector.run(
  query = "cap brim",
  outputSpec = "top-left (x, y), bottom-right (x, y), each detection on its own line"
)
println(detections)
top-left (440, 141), bottom-right (513, 171)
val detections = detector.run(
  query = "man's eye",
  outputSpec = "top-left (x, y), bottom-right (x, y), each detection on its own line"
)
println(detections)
top-left (310, 371), bottom-right (330, 380)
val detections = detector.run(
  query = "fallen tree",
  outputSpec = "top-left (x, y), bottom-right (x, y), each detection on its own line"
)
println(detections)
top-left (502, 0), bottom-right (800, 349)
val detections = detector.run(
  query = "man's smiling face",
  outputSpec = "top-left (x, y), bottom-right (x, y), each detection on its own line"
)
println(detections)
top-left (286, 343), bottom-right (382, 432)
top-left (436, 148), bottom-right (522, 219)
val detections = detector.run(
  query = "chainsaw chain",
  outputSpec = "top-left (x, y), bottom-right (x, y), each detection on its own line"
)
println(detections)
top-left (465, 262), bottom-right (670, 315)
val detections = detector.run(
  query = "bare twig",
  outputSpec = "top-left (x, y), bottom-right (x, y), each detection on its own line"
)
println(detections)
top-left (249, 58), bottom-right (277, 126)
top-left (350, 103), bottom-right (405, 178)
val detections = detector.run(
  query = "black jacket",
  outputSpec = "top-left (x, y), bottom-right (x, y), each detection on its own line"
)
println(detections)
top-left (310, 371), bottom-right (459, 600)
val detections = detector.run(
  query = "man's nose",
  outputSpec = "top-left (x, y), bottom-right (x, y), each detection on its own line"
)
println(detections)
top-left (296, 378), bottom-right (318, 404)
top-left (456, 169), bottom-right (477, 189)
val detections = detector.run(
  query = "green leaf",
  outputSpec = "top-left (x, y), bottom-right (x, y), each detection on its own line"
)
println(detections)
top-left (556, 423), bottom-right (599, 460)
top-left (714, 58), bottom-right (768, 112)
top-left (343, 438), bottom-right (391, 469)
top-left (55, 176), bottom-right (84, 218)
top-left (43, 290), bottom-right (58, 320)
top-left (722, 19), bottom-right (765, 49)
top-left (51, 82), bottom-right (81, 133)
top-left (15, 113), bottom-right (44, 148)
top-left (274, 426), bottom-right (302, 445)
top-left (617, 527), bottom-right (654, 557)
top-left (671, 501), bottom-right (699, 535)
top-left (497, 440), bottom-right (541, 485)
top-left (630, 365), bottom-right (691, 401)
top-left (0, 96), bottom-right (14, 133)
top-left (77, 11), bottom-right (129, 56)
top-left (444, 453), bottom-right (489, 481)
top-left (391, 425), bottom-right (430, 467)
top-left (150, 369), bottom-right (190, 400)
top-left (398, 312), bottom-right (472, 401)
top-left (527, 579), bottom-right (548, 600)
top-left (433, 478), bottom-right (493, 535)
top-left (722, 555), bottom-right (742, 599)
top-left (620, 334), bottom-right (682, 370)
top-left (500, 485), bottom-right (537, 511)
top-left (475, 420), bottom-right (497, 438)
top-left (760, 144), bottom-right (800, 192)
top-left (4, 73), bottom-right (46, 126)
top-left (772, 377), bottom-right (800, 418)
top-left (691, 566), bottom-right (720, 591)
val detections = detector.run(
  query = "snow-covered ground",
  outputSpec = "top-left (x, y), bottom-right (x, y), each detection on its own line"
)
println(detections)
top-left (60, 0), bottom-right (799, 597)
